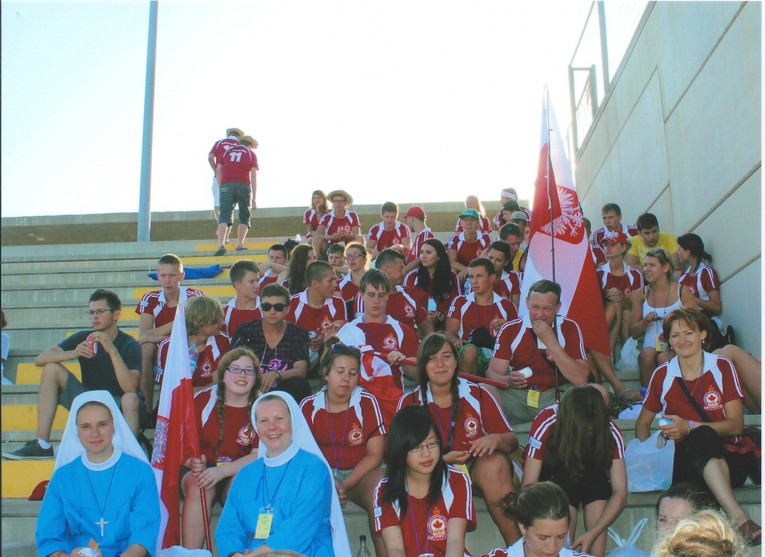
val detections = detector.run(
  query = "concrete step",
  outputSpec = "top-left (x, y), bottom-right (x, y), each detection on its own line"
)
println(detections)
top-left (13, 362), bottom-right (81, 385)
top-left (0, 489), bottom-right (759, 554)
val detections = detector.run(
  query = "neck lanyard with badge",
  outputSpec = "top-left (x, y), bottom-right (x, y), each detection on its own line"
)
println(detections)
top-left (255, 459), bottom-right (292, 539)
top-left (430, 394), bottom-right (472, 482)
top-left (406, 482), bottom-right (432, 557)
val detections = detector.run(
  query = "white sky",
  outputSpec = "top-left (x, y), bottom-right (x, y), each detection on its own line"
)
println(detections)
top-left (2, 0), bottom-right (607, 218)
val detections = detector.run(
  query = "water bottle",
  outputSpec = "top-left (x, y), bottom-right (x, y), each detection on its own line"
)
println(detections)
top-left (188, 343), bottom-right (198, 372)
top-left (295, 233), bottom-right (302, 244)
top-left (355, 535), bottom-right (371, 557)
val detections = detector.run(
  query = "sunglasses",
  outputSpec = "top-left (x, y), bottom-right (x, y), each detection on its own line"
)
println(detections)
top-left (329, 343), bottom-right (361, 357)
top-left (261, 302), bottom-right (288, 312)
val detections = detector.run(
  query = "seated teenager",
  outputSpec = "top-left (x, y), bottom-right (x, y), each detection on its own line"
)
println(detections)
top-left (373, 405), bottom-right (475, 557)
top-left (399, 333), bottom-right (520, 545)
top-left (215, 391), bottom-right (351, 557)
top-left (300, 340), bottom-right (387, 555)
top-left (181, 348), bottom-right (262, 549)
top-left (233, 284), bottom-right (312, 403)
top-left (36, 391), bottom-right (159, 557)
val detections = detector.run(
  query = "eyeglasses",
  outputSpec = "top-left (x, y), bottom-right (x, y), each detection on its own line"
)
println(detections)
top-left (226, 366), bottom-right (258, 376)
top-left (329, 343), bottom-right (361, 357)
top-left (86, 309), bottom-right (113, 316)
top-left (346, 253), bottom-right (364, 260)
top-left (331, 198), bottom-right (347, 204)
top-left (409, 439), bottom-right (440, 453)
top-left (261, 302), bottom-right (288, 312)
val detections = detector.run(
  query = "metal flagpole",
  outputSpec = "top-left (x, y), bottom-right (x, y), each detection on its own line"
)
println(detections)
top-left (544, 88), bottom-right (562, 403)
top-left (137, 0), bottom-right (158, 242)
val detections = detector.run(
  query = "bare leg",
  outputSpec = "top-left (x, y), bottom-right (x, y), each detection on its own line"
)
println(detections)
top-left (236, 224), bottom-right (249, 249)
top-left (588, 349), bottom-right (627, 396)
top-left (702, 457), bottom-right (750, 526)
top-left (714, 345), bottom-right (761, 412)
top-left (348, 468), bottom-right (387, 557)
top-left (120, 392), bottom-right (141, 436)
top-left (473, 453), bottom-right (521, 545)
top-left (216, 223), bottom-right (228, 250)
top-left (36, 363), bottom-right (70, 441)
top-left (459, 345), bottom-right (479, 374)
top-left (638, 347), bottom-right (657, 387)
top-left (583, 499), bottom-right (608, 557)
top-left (181, 472), bottom-right (216, 549)
top-left (568, 506), bottom-right (579, 546)
top-left (140, 343), bottom-right (157, 413)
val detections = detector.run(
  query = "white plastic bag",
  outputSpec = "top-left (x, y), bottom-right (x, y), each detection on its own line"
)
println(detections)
top-left (616, 337), bottom-right (640, 372)
top-left (624, 431), bottom-right (674, 492)
top-left (607, 518), bottom-right (651, 556)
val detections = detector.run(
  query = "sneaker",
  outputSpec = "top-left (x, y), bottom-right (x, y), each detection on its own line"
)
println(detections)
top-left (235, 245), bottom-right (248, 251)
top-left (2, 440), bottom-right (54, 460)
top-left (214, 246), bottom-right (226, 257)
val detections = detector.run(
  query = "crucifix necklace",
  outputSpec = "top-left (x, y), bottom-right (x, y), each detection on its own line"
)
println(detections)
top-left (84, 461), bottom-right (118, 537)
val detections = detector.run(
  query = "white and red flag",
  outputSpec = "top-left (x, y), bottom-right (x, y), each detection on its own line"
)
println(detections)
top-left (150, 303), bottom-right (205, 552)
top-left (520, 92), bottom-right (611, 355)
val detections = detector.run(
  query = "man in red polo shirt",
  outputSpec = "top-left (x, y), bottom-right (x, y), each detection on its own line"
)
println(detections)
top-left (215, 135), bottom-right (258, 256)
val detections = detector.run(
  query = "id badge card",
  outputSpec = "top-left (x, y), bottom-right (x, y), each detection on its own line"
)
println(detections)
top-left (527, 389), bottom-right (540, 409)
top-left (254, 507), bottom-right (273, 539)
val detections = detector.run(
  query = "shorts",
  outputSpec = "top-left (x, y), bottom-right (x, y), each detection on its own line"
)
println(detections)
top-left (458, 344), bottom-right (493, 374)
top-left (673, 425), bottom-right (750, 489)
top-left (59, 373), bottom-right (147, 417)
top-left (540, 459), bottom-right (613, 509)
top-left (496, 383), bottom-right (573, 425)
top-left (211, 176), bottom-right (220, 206)
top-left (219, 181), bottom-right (252, 227)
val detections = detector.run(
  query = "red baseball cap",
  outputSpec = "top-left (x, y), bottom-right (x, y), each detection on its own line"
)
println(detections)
top-left (404, 206), bottom-right (426, 220)
top-left (602, 230), bottom-right (628, 245)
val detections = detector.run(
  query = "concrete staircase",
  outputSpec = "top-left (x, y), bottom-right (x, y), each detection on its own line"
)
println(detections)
top-left (1, 232), bottom-right (760, 556)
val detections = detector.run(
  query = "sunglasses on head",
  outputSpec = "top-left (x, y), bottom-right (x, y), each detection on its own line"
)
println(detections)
top-left (261, 302), bottom-right (288, 312)
top-left (329, 342), bottom-right (361, 357)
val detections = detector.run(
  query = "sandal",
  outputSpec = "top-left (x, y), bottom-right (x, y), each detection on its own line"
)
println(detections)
top-left (739, 519), bottom-right (762, 546)
top-left (617, 388), bottom-right (643, 404)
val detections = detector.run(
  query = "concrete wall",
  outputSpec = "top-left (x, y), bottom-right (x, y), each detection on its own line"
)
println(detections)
top-left (575, 1), bottom-right (761, 355)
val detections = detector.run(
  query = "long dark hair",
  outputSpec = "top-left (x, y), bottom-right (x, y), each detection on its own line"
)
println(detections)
top-left (383, 406), bottom-right (447, 513)
top-left (417, 334), bottom-right (460, 421)
top-left (677, 233), bottom-right (713, 265)
top-left (287, 244), bottom-right (315, 295)
top-left (547, 385), bottom-right (613, 480)
top-left (416, 239), bottom-right (455, 301)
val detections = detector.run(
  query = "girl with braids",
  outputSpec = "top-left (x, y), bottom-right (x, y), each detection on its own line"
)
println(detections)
top-left (522, 385), bottom-right (626, 557)
top-left (181, 347), bottom-right (262, 549)
top-left (398, 333), bottom-right (520, 545)
top-left (483, 482), bottom-right (594, 557)
top-left (300, 339), bottom-right (387, 556)
top-left (278, 244), bottom-right (318, 295)
top-left (677, 233), bottom-right (721, 318)
top-left (373, 405), bottom-right (475, 557)
top-left (403, 238), bottom-right (462, 330)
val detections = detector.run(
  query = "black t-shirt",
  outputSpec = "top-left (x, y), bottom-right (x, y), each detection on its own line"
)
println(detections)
top-left (58, 329), bottom-right (141, 396)
top-left (232, 320), bottom-right (309, 373)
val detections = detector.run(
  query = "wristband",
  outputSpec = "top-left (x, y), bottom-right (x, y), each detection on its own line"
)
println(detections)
top-left (276, 370), bottom-right (282, 379)
top-left (688, 420), bottom-right (697, 432)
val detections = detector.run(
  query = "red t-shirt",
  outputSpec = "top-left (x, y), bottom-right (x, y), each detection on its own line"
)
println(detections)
top-left (194, 387), bottom-right (257, 463)
top-left (643, 353), bottom-right (745, 448)
top-left (300, 387), bottom-right (386, 470)
top-left (678, 263), bottom-right (720, 306)
top-left (354, 285), bottom-right (427, 331)
top-left (596, 262), bottom-right (644, 299)
top-left (403, 269), bottom-right (463, 318)
top-left (592, 223), bottom-right (639, 248)
top-left (591, 245), bottom-right (607, 267)
top-left (491, 315), bottom-right (586, 392)
top-left (286, 289), bottom-right (348, 336)
top-left (338, 274), bottom-right (360, 303)
top-left (495, 271), bottom-right (521, 300)
top-left (398, 379), bottom-right (513, 454)
top-left (455, 216), bottom-right (493, 234)
top-left (373, 467), bottom-right (476, 557)
top-left (524, 403), bottom-right (625, 461)
top-left (303, 208), bottom-right (324, 236)
top-left (318, 210), bottom-right (362, 244)
top-left (407, 227), bottom-right (435, 265)
top-left (445, 233), bottom-right (492, 267)
top-left (219, 144), bottom-right (258, 185)
top-left (367, 221), bottom-right (411, 251)
top-left (156, 334), bottom-right (230, 387)
top-left (446, 293), bottom-right (518, 341)
top-left (135, 287), bottom-right (206, 327)
top-left (221, 298), bottom-right (263, 339)
top-left (210, 137), bottom-right (240, 164)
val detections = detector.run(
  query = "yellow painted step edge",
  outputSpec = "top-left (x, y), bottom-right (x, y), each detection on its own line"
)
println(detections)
top-left (2, 460), bottom-right (55, 498)
top-left (16, 362), bottom-right (82, 385)
top-left (195, 241), bottom-right (273, 251)
top-left (2, 404), bottom-right (69, 431)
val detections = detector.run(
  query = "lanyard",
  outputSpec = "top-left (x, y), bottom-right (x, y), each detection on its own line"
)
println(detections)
top-left (406, 489), bottom-right (431, 556)
top-left (430, 396), bottom-right (456, 452)
top-left (262, 459), bottom-right (292, 511)
top-left (325, 390), bottom-right (351, 473)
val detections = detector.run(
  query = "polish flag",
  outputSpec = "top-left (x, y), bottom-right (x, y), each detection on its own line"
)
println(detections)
top-left (151, 303), bottom-right (204, 551)
top-left (520, 93), bottom-right (611, 355)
